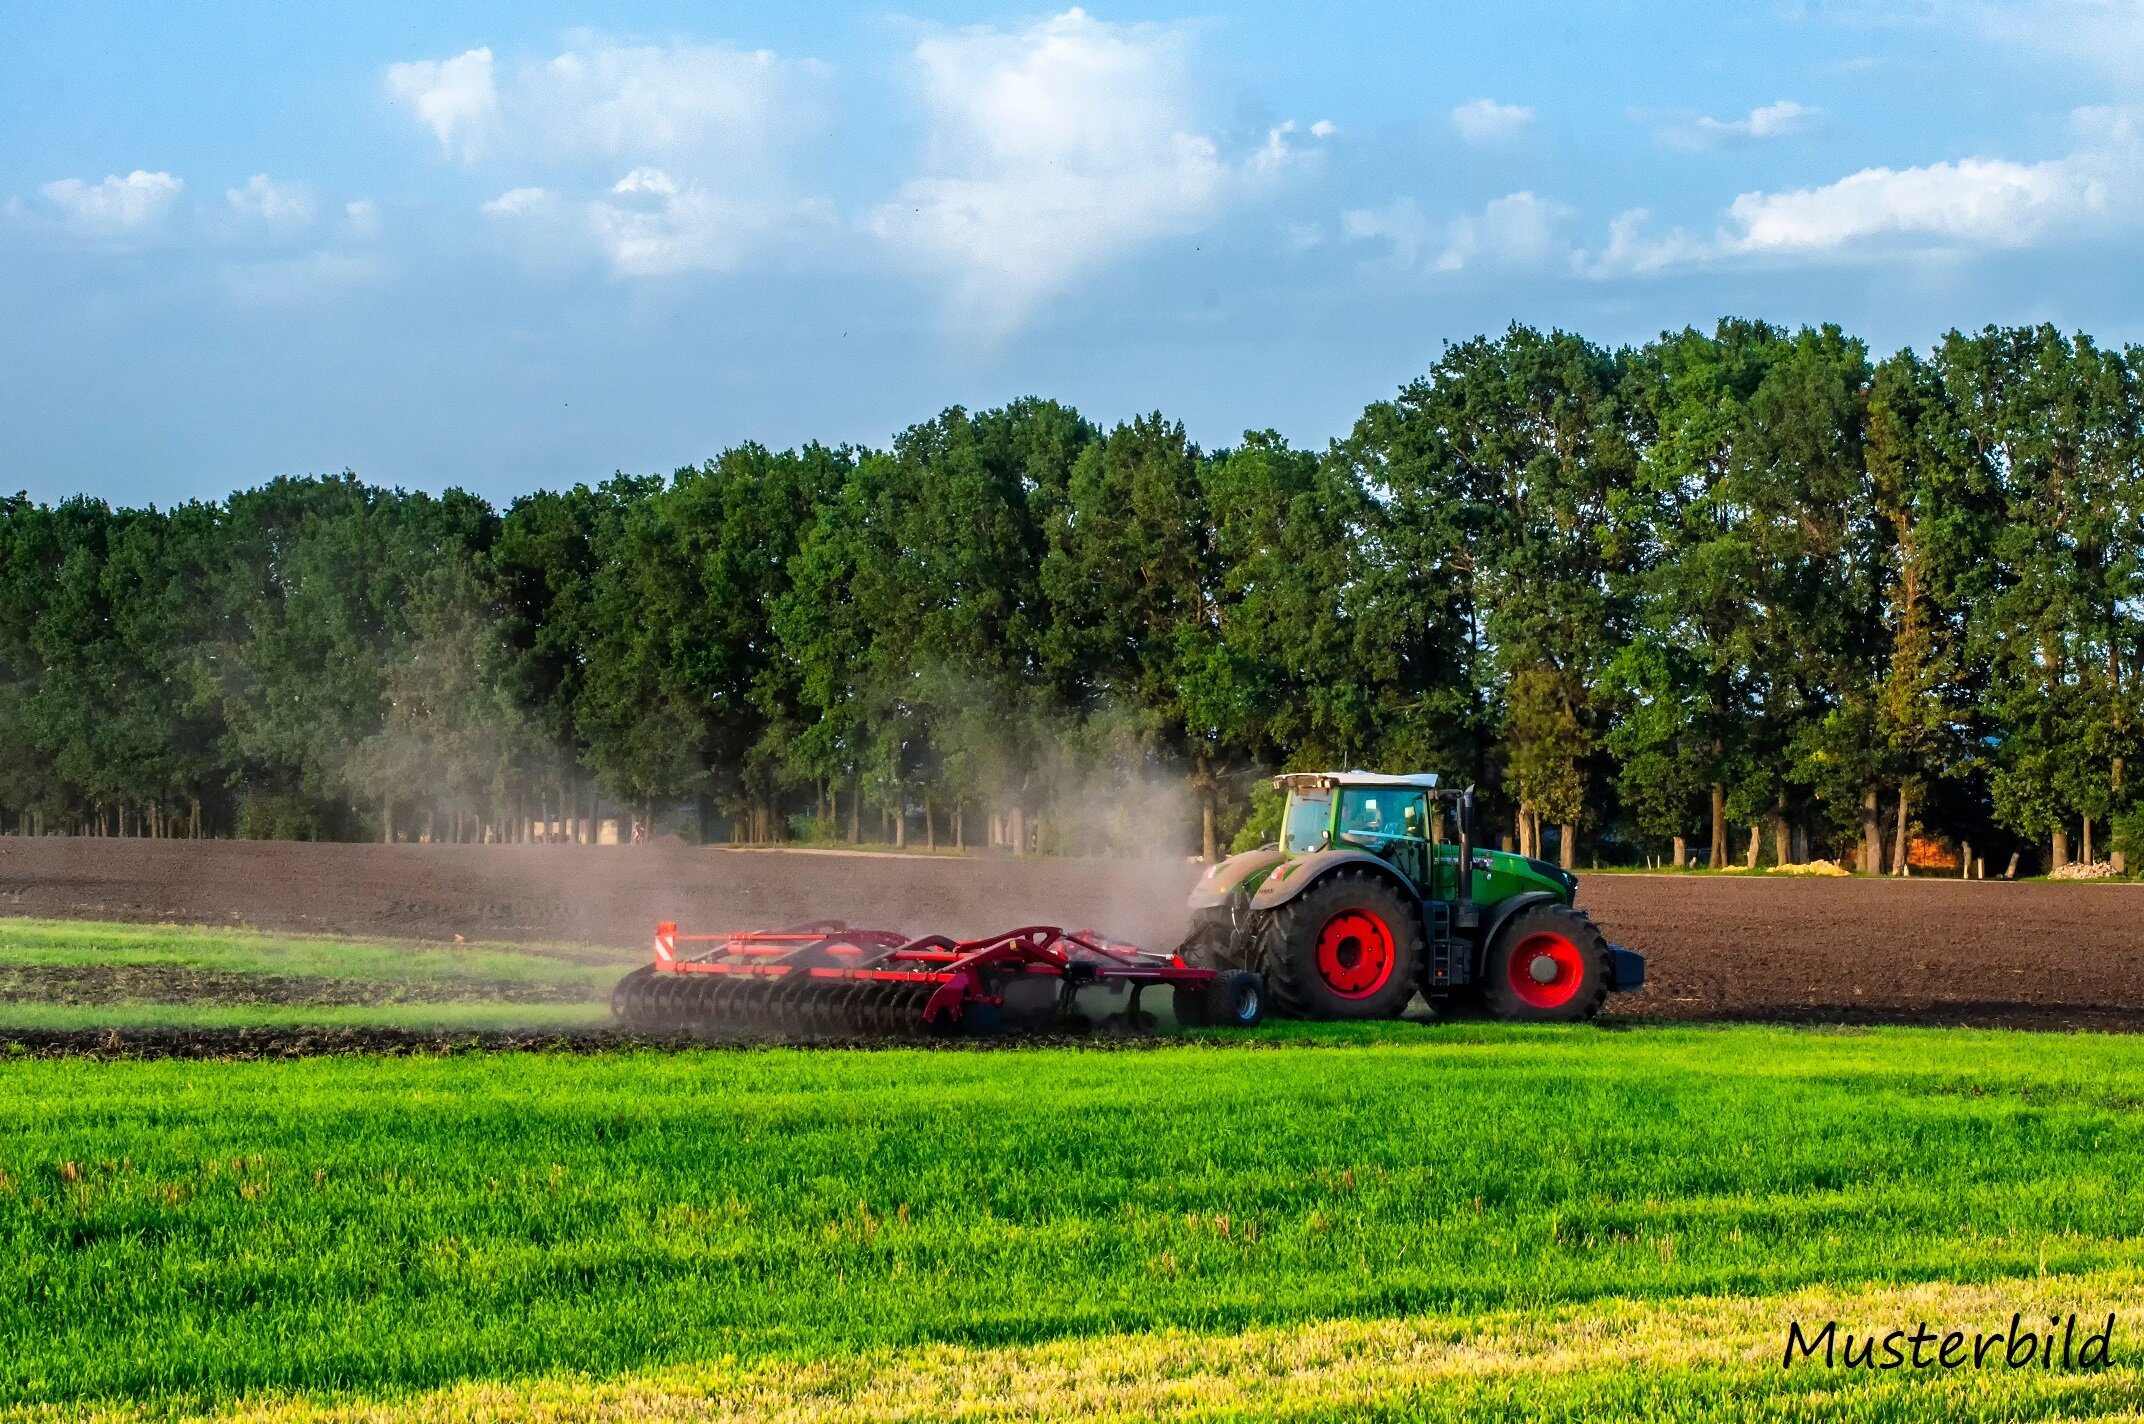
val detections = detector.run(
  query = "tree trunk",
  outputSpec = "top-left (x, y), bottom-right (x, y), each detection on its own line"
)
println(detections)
top-left (1893, 791), bottom-right (1911, 877)
top-left (2005, 851), bottom-right (2019, 879)
top-left (1201, 788), bottom-right (1217, 864)
top-left (1671, 835), bottom-right (1687, 870)
top-left (925, 797), bottom-right (936, 853)
top-left (1960, 839), bottom-right (1972, 880)
top-left (2051, 827), bottom-right (2069, 871)
top-left (954, 805), bottom-right (964, 853)
top-left (1772, 803), bottom-right (1790, 867)
top-left (1709, 783), bottom-right (1726, 868)
top-left (848, 775), bottom-right (861, 845)
top-left (1859, 789), bottom-right (1880, 874)
top-left (1744, 823), bottom-right (1759, 869)
top-left (1559, 821), bottom-right (1576, 871)
top-left (1010, 804), bottom-right (1026, 856)
top-left (2115, 756), bottom-right (2129, 875)
top-left (893, 798), bottom-right (907, 850)
top-left (382, 796), bottom-right (393, 845)
top-left (2082, 816), bottom-right (2093, 866)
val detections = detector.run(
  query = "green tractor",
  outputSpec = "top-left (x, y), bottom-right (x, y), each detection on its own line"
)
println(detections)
top-left (1183, 771), bottom-right (1643, 1022)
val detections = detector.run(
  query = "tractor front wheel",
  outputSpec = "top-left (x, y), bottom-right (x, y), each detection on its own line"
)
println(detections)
top-left (1481, 905), bottom-right (1611, 1023)
top-left (1259, 869), bottom-right (1422, 1019)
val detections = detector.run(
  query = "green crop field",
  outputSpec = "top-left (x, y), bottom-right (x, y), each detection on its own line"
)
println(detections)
top-left (2, 919), bottom-right (2141, 1420)
top-left (0, 918), bottom-right (622, 1033)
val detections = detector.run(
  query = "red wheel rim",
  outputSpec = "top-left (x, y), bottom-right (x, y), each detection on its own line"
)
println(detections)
top-left (1315, 910), bottom-right (1395, 998)
top-left (1506, 931), bottom-right (1584, 1009)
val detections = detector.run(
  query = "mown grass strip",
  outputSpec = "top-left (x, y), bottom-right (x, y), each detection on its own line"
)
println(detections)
top-left (0, 919), bottom-right (623, 1029)
top-left (20, 1274), bottom-right (2144, 1422)
top-left (0, 918), bottom-right (628, 981)
top-left (3, 1026), bottom-right (2144, 1409)
top-left (0, 1001), bottom-right (613, 1032)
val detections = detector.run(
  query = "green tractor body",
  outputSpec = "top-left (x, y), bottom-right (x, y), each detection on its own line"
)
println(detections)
top-left (1184, 771), bottom-right (1644, 1021)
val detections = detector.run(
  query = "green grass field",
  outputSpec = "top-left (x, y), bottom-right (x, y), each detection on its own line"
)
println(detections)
top-left (0, 918), bottom-right (621, 1033)
top-left (1, 919), bottom-right (2141, 1420)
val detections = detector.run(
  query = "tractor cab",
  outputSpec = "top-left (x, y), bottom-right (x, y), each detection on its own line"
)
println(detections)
top-left (1183, 769), bottom-right (1644, 1023)
top-left (1279, 774), bottom-right (1440, 890)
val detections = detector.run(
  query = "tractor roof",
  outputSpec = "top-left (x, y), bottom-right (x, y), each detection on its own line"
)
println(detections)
top-left (1275, 770), bottom-right (1442, 792)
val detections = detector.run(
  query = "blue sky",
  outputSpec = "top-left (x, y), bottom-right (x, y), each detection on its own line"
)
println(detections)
top-left (5, 1), bottom-right (2142, 505)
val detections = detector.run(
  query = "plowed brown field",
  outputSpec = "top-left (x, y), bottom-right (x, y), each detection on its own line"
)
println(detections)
top-left (3, 838), bottom-right (2140, 1030)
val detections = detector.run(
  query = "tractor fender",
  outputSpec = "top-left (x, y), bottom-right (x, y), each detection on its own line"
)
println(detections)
top-left (1186, 846), bottom-right (1285, 911)
top-left (1469, 891), bottom-right (1568, 966)
top-left (1246, 848), bottom-right (1418, 913)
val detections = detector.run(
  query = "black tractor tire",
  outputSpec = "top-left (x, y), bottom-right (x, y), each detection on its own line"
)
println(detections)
top-left (1480, 904), bottom-right (1612, 1023)
top-left (1257, 869), bottom-right (1422, 1020)
top-left (1205, 969), bottom-right (1266, 1028)
top-left (1173, 969), bottom-right (1265, 1028)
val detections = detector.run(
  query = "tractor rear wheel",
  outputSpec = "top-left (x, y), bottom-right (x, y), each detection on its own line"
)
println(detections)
top-left (1258, 869), bottom-right (1422, 1020)
top-left (1481, 905), bottom-right (1611, 1023)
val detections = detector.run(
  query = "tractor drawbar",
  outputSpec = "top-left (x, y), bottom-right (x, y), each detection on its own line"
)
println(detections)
top-left (613, 920), bottom-right (1265, 1038)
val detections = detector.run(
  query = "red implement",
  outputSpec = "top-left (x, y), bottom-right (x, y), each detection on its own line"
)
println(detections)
top-left (613, 920), bottom-right (1265, 1037)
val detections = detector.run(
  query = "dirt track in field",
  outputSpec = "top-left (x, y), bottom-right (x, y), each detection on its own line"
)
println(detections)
top-left (3, 838), bottom-right (2143, 1032)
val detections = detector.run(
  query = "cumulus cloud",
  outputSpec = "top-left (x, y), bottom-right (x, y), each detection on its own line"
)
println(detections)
top-left (1450, 99), bottom-right (1533, 144)
top-left (869, 9), bottom-right (1313, 326)
top-left (1661, 99), bottom-right (1819, 150)
top-left (226, 174), bottom-right (314, 226)
top-left (389, 36), bottom-right (817, 169)
top-left (481, 186), bottom-right (554, 218)
top-left (40, 170), bottom-right (184, 233)
top-left (390, 34), bottom-right (827, 276)
top-left (387, 47), bottom-right (499, 160)
top-left (1344, 191), bottom-right (1571, 273)
top-left (1725, 153), bottom-right (2103, 252)
top-left (587, 167), bottom-right (781, 276)
top-left (1586, 107), bottom-right (2139, 274)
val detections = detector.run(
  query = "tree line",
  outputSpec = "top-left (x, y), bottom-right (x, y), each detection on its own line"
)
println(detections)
top-left (3, 318), bottom-right (2140, 873)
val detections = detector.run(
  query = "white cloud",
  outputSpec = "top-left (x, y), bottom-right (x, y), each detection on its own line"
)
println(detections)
top-left (1341, 200), bottom-right (1437, 267)
top-left (389, 35), bottom-right (826, 276)
top-left (1663, 99), bottom-right (1819, 150)
top-left (1585, 108), bottom-right (2140, 273)
top-left (1251, 119), bottom-right (1334, 175)
top-left (1585, 209), bottom-right (1713, 275)
top-left (481, 186), bottom-right (554, 217)
top-left (870, 9), bottom-right (1303, 326)
top-left (344, 200), bottom-right (381, 237)
top-left (40, 170), bottom-right (184, 233)
top-left (1344, 192), bottom-right (1571, 273)
top-left (226, 174), bottom-right (314, 226)
top-left (1310, 119), bottom-right (1337, 139)
top-left (389, 36), bottom-right (817, 169)
top-left (589, 168), bottom-right (774, 276)
top-left (1726, 153), bottom-right (2103, 253)
top-left (1438, 191), bottom-right (1571, 271)
top-left (387, 47), bottom-right (498, 160)
top-left (1450, 99), bottom-right (1533, 144)
top-left (520, 39), bottom-right (808, 161)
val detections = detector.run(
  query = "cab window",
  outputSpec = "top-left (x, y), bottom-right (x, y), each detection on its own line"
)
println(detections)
top-left (1338, 789), bottom-right (1427, 842)
top-left (1280, 790), bottom-right (1330, 854)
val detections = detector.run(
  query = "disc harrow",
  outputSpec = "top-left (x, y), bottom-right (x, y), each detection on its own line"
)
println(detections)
top-left (613, 920), bottom-right (1266, 1039)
